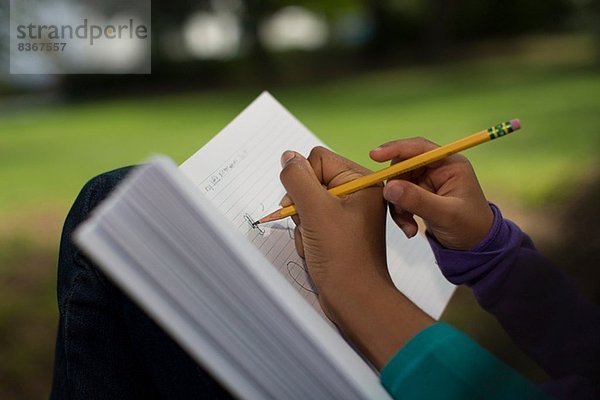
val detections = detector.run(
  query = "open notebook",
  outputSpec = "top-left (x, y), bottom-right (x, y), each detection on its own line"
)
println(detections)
top-left (75, 92), bottom-right (455, 400)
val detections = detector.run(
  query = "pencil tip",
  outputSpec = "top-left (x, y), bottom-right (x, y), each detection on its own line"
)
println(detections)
top-left (251, 221), bottom-right (260, 228)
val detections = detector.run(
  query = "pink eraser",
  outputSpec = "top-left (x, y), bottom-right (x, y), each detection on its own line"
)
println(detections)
top-left (510, 118), bottom-right (521, 131)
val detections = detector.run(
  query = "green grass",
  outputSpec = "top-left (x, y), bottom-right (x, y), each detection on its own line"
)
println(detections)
top-left (1, 39), bottom-right (599, 215)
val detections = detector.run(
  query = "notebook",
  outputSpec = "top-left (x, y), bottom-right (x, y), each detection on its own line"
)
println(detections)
top-left (75, 92), bottom-right (455, 400)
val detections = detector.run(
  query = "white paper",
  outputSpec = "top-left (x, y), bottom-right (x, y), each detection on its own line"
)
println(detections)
top-left (180, 92), bottom-right (454, 319)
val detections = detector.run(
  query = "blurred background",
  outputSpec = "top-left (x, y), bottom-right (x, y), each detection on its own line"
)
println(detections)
top-left (1, 0), bottom-right (599, 398)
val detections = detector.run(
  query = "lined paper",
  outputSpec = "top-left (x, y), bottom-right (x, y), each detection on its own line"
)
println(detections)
top-left (180, 92), bottom-right (454, 319)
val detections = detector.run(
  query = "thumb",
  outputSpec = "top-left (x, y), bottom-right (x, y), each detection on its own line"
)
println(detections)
top-left (383, 180), bottom-right (452, 224)
top-left (279, 151), bottom-right (330, 214)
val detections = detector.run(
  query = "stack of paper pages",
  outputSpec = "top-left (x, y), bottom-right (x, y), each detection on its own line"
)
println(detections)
top-left (75, 92), bottom-right (455, 399)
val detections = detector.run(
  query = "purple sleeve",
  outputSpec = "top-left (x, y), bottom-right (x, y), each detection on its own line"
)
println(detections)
top-left (427, 204), bottom-right (600, 399)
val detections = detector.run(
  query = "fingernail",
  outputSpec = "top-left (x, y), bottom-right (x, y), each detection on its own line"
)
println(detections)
top-left (281, 151), bottom-right (296, 167)
top-left (371, 146), bottom-right (382, 153)
top-left (384, 185), bottom-right (403, 203)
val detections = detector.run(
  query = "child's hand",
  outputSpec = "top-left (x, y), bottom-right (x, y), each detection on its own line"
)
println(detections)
top-left (370, 137), bottom-right (493, 250)
top-left (279, 147), bottom-right (432, 369)
top-left (278, 146), bottom-right (390, 304)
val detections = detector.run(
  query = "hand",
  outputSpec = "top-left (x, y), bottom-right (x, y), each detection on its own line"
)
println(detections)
top-left (279, 147), bottom-right (389, 306)
top-left (279, 146), bottom-right (432, 369)
top-left (370, 138), bottom-right (493, 251)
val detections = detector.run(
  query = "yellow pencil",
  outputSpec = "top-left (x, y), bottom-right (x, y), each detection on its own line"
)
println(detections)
top-left (255, 119), bottom-right (521, 226)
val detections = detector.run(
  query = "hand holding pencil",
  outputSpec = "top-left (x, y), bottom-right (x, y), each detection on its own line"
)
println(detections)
top-left (258, 120), bottom-right (520, 231)
top-left (372, 136), bottom-right (496, 250)
top-left (276, 128), bottom-right (517, 365)
top-left (278, 146), bottom-right (431, 368)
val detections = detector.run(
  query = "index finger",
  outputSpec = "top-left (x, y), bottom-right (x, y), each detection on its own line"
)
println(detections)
top-left (306, 146), bottom-right (372, 189)
top-left (369, 137), bottom-right (440, 163)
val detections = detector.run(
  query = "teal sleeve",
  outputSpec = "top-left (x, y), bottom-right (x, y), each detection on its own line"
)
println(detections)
top-left (380, 322), bottom-right (550, 399)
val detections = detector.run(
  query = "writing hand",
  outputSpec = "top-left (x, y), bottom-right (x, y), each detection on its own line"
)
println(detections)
top-left (279, 146), bottom-right (432, 368)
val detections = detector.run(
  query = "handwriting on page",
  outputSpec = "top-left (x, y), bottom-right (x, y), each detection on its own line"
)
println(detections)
top-left (235, 194), bottom-right (322, 313)
top-left (244, 209), bottom-right (317, 294)
top-left (182, 110), bottom-right (327, 316)
top-left (286, 261), bottom-right (317, 294)
top-left (243, 213), bottom-right (265, 235)
top-left (203, 150), bottom-right (248, 193)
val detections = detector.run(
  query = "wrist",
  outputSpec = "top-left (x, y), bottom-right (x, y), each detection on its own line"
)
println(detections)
top-left (427, 202), bottom-right (495, 251)
top-left (320, 276), bottom-right (433, 369)
top-left (469, 203), bottom-right (504, 252)
top-left (316, 259), bottom-right (393, 318)
top-left (426, 204), bottom-right (527, 292)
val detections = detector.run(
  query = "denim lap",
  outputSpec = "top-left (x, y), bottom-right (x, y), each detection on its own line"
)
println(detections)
top-left (51, 166), bottom-right (234, 399)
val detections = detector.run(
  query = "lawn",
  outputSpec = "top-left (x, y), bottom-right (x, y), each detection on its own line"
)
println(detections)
top-left (1, 37), bottom-right (599, 215)
top-left (0, 34), bottom-right (599, 398)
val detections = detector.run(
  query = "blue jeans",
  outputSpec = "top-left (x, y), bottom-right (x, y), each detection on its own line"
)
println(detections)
top-left (50, 167), bottom-right (235, 399)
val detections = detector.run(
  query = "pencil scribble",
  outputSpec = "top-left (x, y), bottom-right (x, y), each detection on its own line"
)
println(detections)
top-left (286, 260), bottom-right (317, 294)
top-left (244, 213), bottom-right (265, 235)
top-left (203, 150), bottom-right (248, 193)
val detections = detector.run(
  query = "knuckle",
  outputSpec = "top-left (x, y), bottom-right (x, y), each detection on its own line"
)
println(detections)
top-left (309, 146), bottom-right (328, 159)
top-left (417, 136), bottom-right (439, 148)
top-left (454, 154), bottom-right (470, 164)
top-left (453, 157), bottom-right (476, 176)
top-left (434, 168), bottom-right (453, 184)
top-left (452, 154), bottom-right (473, 169)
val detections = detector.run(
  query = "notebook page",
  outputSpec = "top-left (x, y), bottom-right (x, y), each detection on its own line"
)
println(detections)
top-left (180, 92), bottom-right (454, 319)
